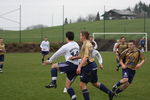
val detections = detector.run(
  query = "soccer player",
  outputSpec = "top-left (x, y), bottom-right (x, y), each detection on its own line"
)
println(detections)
top-left (70, 31), bottom-right (114, 100)
top-left (40, 37), bottom-right (50, 63)
top-left (63, 40), bottom-right (103, 93)
top-left (0, 38), bottom-right (6, 73)
top-left (112, 40), bottom-right (145, 96)
top-left (139, 37), bottom-right (145, 52)
top-left (44, 31), bottom-right (80, 100)
top-left (114, 37), bottom-right (128, 71)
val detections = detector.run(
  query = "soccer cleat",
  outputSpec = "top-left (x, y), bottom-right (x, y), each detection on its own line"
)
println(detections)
top-left (112, 85), bottom-right (118, 93)
top-left (63, 87), bottom-right (67, 93)
top-left (45, 83), bottom-right (57, 88)
top-left (108, 92), bottom-right (114, 100)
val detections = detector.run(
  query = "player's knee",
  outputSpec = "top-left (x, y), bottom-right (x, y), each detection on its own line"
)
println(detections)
top-left (92, 82), bottom-right (100, 87)
top-left (79, 82), bottom-right (86, 90)
top-left (121, 78), bottom-right (128, 83)
top-left (51, 64), bottom-right (58, 68)
top-left (65, 80), bottom-right (72, 88)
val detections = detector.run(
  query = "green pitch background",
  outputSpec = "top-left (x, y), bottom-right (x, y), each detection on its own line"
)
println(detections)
top-left (0, 52), bottom-right (150, 100)
top-left (0, 18), bottom-right (150, 43)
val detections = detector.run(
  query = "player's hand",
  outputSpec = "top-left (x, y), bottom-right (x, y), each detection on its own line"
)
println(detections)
top-left (43, 60), bottom-right (52, 65)
top-left (99, 64), bottom-right (104, 70)
top-left (134, 64), bottom-right (141, 70)
top-left (76, 66), bottom-right (81, 74)
top-left (69, 56), bottom-right (75, 60)
top-left (121, 64), bottom-right (127, 69)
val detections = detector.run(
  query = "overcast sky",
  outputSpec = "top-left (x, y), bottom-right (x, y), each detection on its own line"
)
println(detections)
top-left (0, 0), bottom-right (150, 30)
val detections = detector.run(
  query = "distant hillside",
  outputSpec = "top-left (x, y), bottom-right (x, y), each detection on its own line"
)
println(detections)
top-left (0, 18), bottom-right (149, 43)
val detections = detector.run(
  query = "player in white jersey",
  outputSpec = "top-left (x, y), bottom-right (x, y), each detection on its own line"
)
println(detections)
top-left (90, 36), bottom-right (104, 69)
top-left (44, 31), bottom-right (79, 100)
top-left (40, 37), bottom-right (50, 63)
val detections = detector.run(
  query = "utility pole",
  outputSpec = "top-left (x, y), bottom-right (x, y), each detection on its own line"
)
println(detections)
top-left (62, 5), bottom-right (64, 42)
top-left (103, 5), bottom-right (106, 39)
top-left (19, 5), bottom-right (21, 43)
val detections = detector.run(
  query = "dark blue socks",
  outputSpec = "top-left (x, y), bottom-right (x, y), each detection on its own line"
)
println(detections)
top-left (99, 83), bottom-right (112, 94)
top-left (67, 88), bottom-right (76, 100)
top-left (82, 89), bottom-right (90, 100)
top-left (51, 68), bottom-right (57, 84)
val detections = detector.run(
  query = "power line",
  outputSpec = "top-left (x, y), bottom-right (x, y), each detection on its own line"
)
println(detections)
top-left (0, 16), bottom-right (19, 24)
top-left (0, 8), bottom-right (19, 17)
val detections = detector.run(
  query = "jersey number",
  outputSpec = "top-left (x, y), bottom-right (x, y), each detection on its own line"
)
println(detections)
top-left (71, 51), bottom-right (79, 56)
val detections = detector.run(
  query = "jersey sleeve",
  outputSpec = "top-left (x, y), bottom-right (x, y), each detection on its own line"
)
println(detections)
top-left (48, 45), bottom-right (66, 63)
top-left (94, 50), bottom-right (103, 64)
top-left (93, 41), bottom-right (98, 49)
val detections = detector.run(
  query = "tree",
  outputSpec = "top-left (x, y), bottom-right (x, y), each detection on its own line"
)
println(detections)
top-left (86, 14), bottom-right (96, 22)
top-left (26, 24), bottom-right (47, 30)
top-left (95, 12), bottom-right (100, 21)
top-left (64, 18), bottom-right (68, 24)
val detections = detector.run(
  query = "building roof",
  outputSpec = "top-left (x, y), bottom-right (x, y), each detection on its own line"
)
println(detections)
top-left (108, 9), bottom-right (136, 16)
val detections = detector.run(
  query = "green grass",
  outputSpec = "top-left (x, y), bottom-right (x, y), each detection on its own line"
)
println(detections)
top-left (0, 18), bottom-right (150, 43)
top-left (0, 52), bottom-right (150, 100)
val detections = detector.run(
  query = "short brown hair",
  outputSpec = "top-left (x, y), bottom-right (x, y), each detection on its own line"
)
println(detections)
top-left (128, 40), bottom-right (136, 44)
top-left (120, 36), bottom-right (126, 39)
top-left (81, 31), bottom-right (90, 39)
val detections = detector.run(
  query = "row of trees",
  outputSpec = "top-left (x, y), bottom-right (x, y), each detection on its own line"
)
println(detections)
top-left (134, 1), bottom-right (150, 18)
top-left (64, 12), bottom-right (100, 24)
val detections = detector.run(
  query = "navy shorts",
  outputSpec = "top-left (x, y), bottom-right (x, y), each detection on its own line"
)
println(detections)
top-left (0, 55), bottom-right (4, 62)
top-left (41, 51), bottom-right (49, 55)
top-left (80, 62), bottom-right (98, 83)
top-left (122, 68), bottom-right (136, 84)
top-left (58, 61), bottom-right (78, 81)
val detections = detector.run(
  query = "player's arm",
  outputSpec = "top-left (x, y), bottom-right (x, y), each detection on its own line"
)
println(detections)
top-left (44, 45), bottom-right (66, 65)
top-left (40, 42), bottom-right (43, 48)
top-left (94, 50), bottom-right (103, 70)
top-left (93, 41), bottom-right (98, 49)
top-left (114, 43), bottom-right (119, 56)
top-left (119, 50), bottom-right (127, 69)
top-left (135, 52), bottom-right (145, 70)
top-left (76, 56), bottom-right (88, 74)
top-left (76, 45), bottom-right (89, 74)
top-left (69, 56), bottom-right (81, 60)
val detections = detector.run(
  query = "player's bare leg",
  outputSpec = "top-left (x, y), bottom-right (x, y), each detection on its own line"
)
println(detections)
top-left (79, 82), bottom-right (90, 100)
top-left (66, 79), bottom-right (76, 100)
top-left (112, 78), bottom-right (128, 93)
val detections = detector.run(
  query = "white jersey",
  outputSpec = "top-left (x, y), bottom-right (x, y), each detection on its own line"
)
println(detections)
top-left (92, 49), bottom-right (103, 65)
top-left (92, 40), bottom-right (98, 49)
top-left (40, 41), bottom-right (50, 51)
top-left (113, 42), bottom-right (118, 52)
top-left (48, 41), bottom-right (80, 65)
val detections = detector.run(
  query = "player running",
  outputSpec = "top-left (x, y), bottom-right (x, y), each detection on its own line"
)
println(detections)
top-left (114, 37), bottom-right (128, 71)
top-left (44, 31), bottom-right (79, 100)
top-left (40, 37), bottom-right (50, 63)
top-left (70, 31), bottom-right (114, 100)
top-left (112, 40), bottom-right (145, 96)
top-left (0, 38), bottom-right (6, 73)
top-left (63, 36), bottom-right (104, 93)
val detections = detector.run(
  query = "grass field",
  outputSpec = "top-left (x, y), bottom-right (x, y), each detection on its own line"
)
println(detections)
top-left (0, 52), bottom-right (150, 100)
top-left (0, 18), bottom-right (150, 43)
